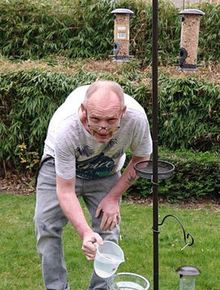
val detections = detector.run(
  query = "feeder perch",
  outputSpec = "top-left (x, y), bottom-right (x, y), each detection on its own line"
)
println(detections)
top-left (111, 8), bottom-right (134, 62)
top-left (176, 266), bottom-right (201, 290)
top-left (178, 9), bottom-right (205, 71)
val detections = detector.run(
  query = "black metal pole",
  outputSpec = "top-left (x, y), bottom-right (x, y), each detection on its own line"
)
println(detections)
top-left (152, 0), bottom-right (159, 290)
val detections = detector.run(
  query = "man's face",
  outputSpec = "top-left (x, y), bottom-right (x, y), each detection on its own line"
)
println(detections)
top-left (83, 90), bottom-right (125, 143)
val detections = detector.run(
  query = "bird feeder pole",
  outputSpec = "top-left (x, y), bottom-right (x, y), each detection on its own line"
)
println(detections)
top-left (152, 0), bottom-right (159, 289)
top-left (134, 2), bottom-right (196, 289)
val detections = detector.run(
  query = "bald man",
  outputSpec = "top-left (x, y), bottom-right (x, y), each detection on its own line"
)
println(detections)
top-left (34, 80), bottom-right (152, 290)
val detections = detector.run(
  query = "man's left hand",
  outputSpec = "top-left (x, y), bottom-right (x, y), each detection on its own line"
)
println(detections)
top-left (95, 195), bottom-right (120, 231)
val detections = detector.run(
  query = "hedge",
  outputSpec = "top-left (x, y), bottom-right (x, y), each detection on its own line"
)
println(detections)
top-left (0, 69), bottom-right (219, 199)
top-left (0, 0), bottom-right (220, 63)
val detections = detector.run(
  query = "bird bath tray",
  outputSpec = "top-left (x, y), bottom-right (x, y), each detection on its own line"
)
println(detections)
top-left (135, 160), bottom-right (175, 180)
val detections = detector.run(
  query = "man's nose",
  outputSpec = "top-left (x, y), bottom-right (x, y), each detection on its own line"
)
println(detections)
top-left (99, 120), bottom-right (108, 129)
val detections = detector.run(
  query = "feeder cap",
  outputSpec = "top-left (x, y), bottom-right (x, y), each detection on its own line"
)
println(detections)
top-left (179, 9), bottom-right (205, 16)
top-left (176, 266), bottom-right (201, 276)
top-left (111, 8), bottom-right (134, 15)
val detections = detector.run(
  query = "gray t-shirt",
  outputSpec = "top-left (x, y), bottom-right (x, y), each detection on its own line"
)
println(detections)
top-left (43, 85), bottom-right (152, 180)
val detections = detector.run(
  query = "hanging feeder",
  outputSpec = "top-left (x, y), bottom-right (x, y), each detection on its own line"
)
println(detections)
top-left (111, 8), bottom-right (134, 62)
top-left (178, 9), bottom-right (205, 71)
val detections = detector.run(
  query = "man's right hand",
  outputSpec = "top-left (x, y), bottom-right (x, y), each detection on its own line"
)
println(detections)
top-left (82, 231), bottom-right (103, 260)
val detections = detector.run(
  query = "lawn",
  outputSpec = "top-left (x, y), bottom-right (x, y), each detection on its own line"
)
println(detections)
top-left (0, 193), bottom-right (219, 290)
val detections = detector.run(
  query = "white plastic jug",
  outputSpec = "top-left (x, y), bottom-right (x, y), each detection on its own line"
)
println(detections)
top-left (94, 241), bottom-right (125, 278)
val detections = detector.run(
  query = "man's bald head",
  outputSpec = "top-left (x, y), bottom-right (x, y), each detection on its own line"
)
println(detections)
top-left (84, 80), bottom-right (125, 108)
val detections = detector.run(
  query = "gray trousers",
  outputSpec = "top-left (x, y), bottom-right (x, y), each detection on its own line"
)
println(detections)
top-left (34, 158), bottom-right (120, 290)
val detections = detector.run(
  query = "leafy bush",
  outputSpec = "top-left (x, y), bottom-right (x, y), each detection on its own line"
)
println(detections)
top-left (1, 68), bottom-right (219, 170)
top-left (199, 3), bottom-right (220, 62)
top-left (0, 69), bottom-right (219, 200)
top-left (0, 70), bottom-right (76, 170)
top-left (0, 68), bottom-right (151, 169)
top-left (0, 0), bottom-right (219, 62)
top-left (159, 75), bottom-right (220, 151)
top-left (0, 0), bottom-right (114, 59)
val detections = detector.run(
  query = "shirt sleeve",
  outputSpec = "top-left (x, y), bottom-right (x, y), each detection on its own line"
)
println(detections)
top-left (130, 113), bottom-right (152, 157)
top-left (54, 128), bottom-right (76, 180)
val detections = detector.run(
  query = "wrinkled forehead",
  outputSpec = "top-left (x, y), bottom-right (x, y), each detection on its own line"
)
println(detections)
top-left (87, 88), bottom-right (121, 105)
top-left (86, 90), bottom-right (123, 117)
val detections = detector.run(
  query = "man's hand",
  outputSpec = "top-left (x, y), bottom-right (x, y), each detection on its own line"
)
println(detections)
top-left (95, 195), bottom-right (120, 231)
top-left (82, 231), bottom-right (103, 260)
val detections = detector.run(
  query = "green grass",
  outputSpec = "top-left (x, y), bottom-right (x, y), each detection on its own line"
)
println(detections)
top-left (0, 193), bottom-right (219, 290)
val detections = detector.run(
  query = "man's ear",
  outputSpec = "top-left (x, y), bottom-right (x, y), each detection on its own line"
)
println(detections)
top-left (122, 106), bottom-right (127, 115)
top-left (81, 103), bottom-right (86, 114)
top-left (80, 103), bottom-right (87, 121)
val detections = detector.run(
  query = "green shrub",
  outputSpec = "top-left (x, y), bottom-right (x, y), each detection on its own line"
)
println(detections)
top-left (159, 75), bottom-right (220, 151)
top-left (0, 68), bottom-right (151, 169)
top-left (198, 3), bottom-right (220, 62)
top-left (0, 0), bottom-right (219, 62)
top-left (0, 0), bottom-right (114, 59)
top-left (0, 70), bottom-right (75, 170)
top-left (1, 69), bottom-right (219, 170)
top-left (0, 69), bottom-right (219, 200)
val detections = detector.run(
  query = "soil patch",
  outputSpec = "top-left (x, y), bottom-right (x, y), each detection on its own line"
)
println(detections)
top-left (0, 57), bottom-right (220, 83)
top-left (0, 172), bottom-right (35, 195)
top-left (1, 172), bottom-right (219, 212)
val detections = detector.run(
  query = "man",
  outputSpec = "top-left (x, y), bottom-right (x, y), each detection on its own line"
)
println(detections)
top-left (34, 80), bottom-right (152, 290)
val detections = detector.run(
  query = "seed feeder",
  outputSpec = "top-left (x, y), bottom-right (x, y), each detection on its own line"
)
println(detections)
top-left (178, 9), bottom-right (205, 71)
top-left (176, 266), bottom-right (201, 290)
top-left (111, 8), bottom-right (134, 62)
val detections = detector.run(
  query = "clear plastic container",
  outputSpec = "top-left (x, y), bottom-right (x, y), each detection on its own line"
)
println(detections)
top-left (108, 272), bottom-right (150, 290)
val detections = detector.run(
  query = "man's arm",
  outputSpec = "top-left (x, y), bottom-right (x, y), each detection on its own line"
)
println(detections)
top-left (96, 155), bottom-right (150, 230)
top-left (56, 176), bottom-right (102, 260)
top-left (111, 155), bottom-right (151, 195)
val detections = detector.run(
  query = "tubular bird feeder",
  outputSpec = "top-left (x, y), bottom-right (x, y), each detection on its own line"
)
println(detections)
top-left (178, 9), bottom-right (205, 71)
top-left (111, 8), bottom-right (134, 62)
